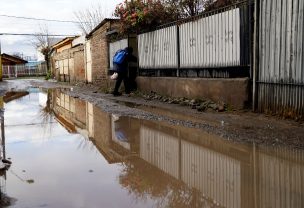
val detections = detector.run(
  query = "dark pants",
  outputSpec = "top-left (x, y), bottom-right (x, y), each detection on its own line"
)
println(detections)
top-left (113, 71), bottom-right (130, 94)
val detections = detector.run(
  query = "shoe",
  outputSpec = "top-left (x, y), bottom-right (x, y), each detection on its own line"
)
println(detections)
top-left (112, 92), bottom-right (122, 96)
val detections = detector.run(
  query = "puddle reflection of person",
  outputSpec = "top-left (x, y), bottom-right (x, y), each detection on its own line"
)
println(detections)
top-left (112, 47), bottom-right (137, 96)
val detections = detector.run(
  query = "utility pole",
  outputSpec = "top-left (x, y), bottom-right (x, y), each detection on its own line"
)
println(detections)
top-left (0, 35), bottom-right (2, 81)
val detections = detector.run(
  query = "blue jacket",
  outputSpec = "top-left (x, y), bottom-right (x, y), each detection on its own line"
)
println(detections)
top-left (113, 51), bottom-right (137, 72)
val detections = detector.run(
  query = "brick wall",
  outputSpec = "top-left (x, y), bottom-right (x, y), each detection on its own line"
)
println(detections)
top-left (87, 20), bottom-right (120, 88)
top-left (90, 22), bottom-right (110, 86)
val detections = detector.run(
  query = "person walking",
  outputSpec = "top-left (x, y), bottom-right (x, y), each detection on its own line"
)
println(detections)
top-left (112, 47), bottom-right (137, 96)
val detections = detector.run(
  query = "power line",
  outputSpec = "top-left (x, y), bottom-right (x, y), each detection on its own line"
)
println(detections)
top-left (0, 14), bottom-right (88, 24)
top-left (0, 33), bottom-right (77, 37)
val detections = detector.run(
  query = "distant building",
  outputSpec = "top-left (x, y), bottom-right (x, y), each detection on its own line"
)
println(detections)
top-left (1, 53), bottom-right (28, 66)
top-left (51, 36), bottom-right (86, 83)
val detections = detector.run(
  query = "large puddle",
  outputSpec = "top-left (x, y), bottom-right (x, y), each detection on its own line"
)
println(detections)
top-left (0, 88), bottom-right (303, 207)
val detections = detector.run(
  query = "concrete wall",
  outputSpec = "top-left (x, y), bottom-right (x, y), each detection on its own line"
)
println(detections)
top-left (137, 77), bottom-right (250, 109)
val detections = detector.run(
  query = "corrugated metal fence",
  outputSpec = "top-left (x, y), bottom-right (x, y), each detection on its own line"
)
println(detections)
top-left (257, 0), bottom-right (304, 117)
top-left (138, 26), bottom-right (178, 70)
top-left (138, 2), bottom-right (251, 78)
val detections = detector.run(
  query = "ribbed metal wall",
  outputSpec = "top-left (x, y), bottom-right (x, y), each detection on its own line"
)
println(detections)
top-left (109, 39), bottom-right (128, 69)
top-left (138, 26), bottom-right (178, 69)
top-left (258, 149), bottom-right (304, 208)
top-left (180, 8), bottom-right (241, 68)
top-left (139, 126), bottom-right (179, 179)
top-left (181, 140), bottom-right (241, 208)
top-left (258, 0), bottom-right (304, 116)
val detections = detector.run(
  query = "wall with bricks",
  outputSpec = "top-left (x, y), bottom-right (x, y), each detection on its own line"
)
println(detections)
top-left (86, 19), bottom-right (120, 87)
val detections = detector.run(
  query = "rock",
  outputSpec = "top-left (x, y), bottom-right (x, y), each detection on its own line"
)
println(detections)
top-left (197, 105), bottom-right (206, 112)
top-left (209, 103), bottom-right (218, 111)
top-left (180, 101), bottom-right (189, 106)
top-left (26, 179), bottom-right (35, 184)
top-left (172, 99), bottom-right (180, 104)
top-left (218, 104), bottom-right (225, 112)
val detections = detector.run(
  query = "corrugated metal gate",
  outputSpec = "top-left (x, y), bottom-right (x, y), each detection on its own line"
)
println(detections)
top-left (257, 0), bottom-right (304, 117)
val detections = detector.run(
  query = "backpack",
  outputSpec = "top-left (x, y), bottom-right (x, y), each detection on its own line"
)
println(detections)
top-left (113, 49), bottom-right (128, 65)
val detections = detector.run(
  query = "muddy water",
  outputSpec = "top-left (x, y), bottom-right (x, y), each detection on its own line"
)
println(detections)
top-left (0, 89), bottom-right (303, 208)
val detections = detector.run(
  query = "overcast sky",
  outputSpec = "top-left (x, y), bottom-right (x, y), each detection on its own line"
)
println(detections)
top-left (0, 0), bottom-right (123, 57)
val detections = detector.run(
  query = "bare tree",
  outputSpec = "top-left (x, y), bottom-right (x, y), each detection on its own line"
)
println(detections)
top-left (31, 25), bottom-right (52, 74)
top-left (74, 4), bottom-right (107, 35)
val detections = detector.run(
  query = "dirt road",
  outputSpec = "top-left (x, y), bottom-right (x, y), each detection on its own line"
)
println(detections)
top-left (1, 78), bottom-right (303, 149)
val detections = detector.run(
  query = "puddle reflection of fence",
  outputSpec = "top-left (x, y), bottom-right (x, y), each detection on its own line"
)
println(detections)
top-left (50, 90), bottom-right (304, 208)
top-left (2, 64), bottom-right (47, 78)
top-left (139, 125), bottom-right (304, 208)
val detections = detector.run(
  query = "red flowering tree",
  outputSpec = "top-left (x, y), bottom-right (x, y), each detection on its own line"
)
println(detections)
top-left (114, 0), bottom-right (177, 34)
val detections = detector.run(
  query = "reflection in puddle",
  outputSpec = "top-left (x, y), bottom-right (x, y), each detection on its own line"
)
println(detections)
top-left (1, 88), bottom-right (304, 207)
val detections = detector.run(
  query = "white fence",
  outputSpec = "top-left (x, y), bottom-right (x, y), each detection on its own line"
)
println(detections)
top-left (2, 64), bottom-right (47, 78)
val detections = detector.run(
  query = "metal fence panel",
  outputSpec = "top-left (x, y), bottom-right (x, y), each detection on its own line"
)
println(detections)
top-left (109, 39), bottom-right (128, 69)
top-left (138, 26), bottom-right (178, 69)
top-left (258, 0), bottom-right (304, 116)
top-left (180, 8), bottom-right (241, 68)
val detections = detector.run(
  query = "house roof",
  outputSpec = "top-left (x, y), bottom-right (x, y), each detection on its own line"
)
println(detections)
top-left (52, 36), bottom-right (79, 50)
top-left (86, 18), bottom-right (120, 38)
top-left (1, 53), bottom-right (28, 64)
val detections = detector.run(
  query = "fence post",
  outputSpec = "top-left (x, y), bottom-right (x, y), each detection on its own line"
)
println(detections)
top-left (176, 25), bottom-right (180, 77)
top-left (253, 0), bottom-right (260, 111)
